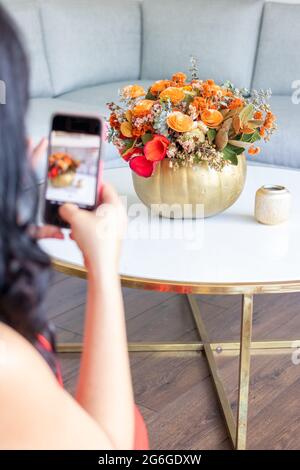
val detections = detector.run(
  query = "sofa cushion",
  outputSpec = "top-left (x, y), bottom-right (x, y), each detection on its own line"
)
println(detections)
top-left (252, 2), bottom-right (300, 95)
top-left (59, 80), bottom-right (153, 108)
top-left (40, 0), bottom-right (141, 96)
top-left (141, 0), bottom-right (263, 89)
top-left (249, 95), bottom-right (300, 169)
top-left (0, 0), bottom-right (53, 97)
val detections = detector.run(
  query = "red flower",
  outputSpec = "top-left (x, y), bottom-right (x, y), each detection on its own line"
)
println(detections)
top-left (129, 155), bottom-right (156, 178)
top-left (144, 135), bottom-right (170, 162)
top-left (48, 167), bottom-right (59, 178)
top-left (121, 147), bottom-right (143, 162)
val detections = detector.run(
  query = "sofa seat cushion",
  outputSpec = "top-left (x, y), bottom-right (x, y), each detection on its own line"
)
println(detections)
top-left (249, 96), bottom-right (300, 169)
top-left (252, 2), bottom-right (300, 95)
top-left (40, 0), bottom-right (142, 96)
top-left (1, 0), bottom-right (53, 97)
top-left (141, 0), bottom-right (263, 89)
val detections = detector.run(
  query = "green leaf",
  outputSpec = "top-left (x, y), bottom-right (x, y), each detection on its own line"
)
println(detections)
top-left (239, 104), bottom-right (254, 125)
top-left (145, 88), bottom-right (157, 100)
top-left (141, 133), bottom-right (153, 145)
top-left (227, 143), bottom-right (245, 156)
top-left (207, 129), bottom-right (217, 144)
top-left (121, 139), bottom-right (134, 155)
top-left (240, 129), bottom-right (261, 144)
top-left (222, 143), bottom-right (244, 165)
top-left (183, 93), bottom-right (194, 106)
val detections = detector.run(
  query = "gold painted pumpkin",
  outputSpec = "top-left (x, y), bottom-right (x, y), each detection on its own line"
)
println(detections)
top-left (50, 171), bottom-right (76, 188)
top-left (132, 154), bottom-right (247, 218)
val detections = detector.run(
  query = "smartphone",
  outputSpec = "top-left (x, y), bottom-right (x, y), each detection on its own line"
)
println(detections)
top-left (44, 113), bottom-right (103, 228)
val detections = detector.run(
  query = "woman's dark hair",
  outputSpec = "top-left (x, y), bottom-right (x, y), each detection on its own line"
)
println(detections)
top-left (0, 6), bottom-right (56, 372)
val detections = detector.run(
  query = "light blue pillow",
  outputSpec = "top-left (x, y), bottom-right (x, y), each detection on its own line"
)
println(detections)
top-left (40, 0), bottom-right (142, 96)
top-left (141, 0), bottom-right (264, 89)
top-left (252, 2), bottom-right (300, 95)
top-left (0, 0), bottom-right (53, 98)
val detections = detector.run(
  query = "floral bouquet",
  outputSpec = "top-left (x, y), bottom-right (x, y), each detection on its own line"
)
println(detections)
top-left (48, 152), bottom-right (79, 180)
top-left (107, 59), bottom-right (276, 178)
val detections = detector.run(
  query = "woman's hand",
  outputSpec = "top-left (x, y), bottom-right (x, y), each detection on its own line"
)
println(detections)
top-left (29, 225), bottom-right (64, 240)
top-left (27, 137), bottom-right (48, 169)
top-left (59, 183), bottom-right (127, 274)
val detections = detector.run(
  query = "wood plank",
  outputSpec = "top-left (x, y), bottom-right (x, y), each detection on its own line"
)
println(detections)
top-left (47, 279), bottom-right (300, 450)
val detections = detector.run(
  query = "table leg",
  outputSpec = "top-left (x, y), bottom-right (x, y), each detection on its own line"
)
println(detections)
top-left (236, 294), bottom-right (253, 450)
top-left (186, 294), bottom-right (237, 447)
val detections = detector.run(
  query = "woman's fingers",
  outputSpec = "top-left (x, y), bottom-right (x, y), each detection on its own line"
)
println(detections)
top-left (31, 138), bottom-right (48, 169)
top-left (29, 225), bottom-right (64, 240)
top-left (100, 183), bottom-right (121, 207)
top-left (59, 203), bottom-right (80, 224)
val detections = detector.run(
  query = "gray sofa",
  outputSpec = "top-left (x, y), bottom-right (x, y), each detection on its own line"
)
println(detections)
top-left (1, 0), bottom-right (300, 180)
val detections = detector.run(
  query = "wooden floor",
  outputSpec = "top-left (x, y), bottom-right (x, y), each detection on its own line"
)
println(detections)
top-left (46, 269), bottom-right (300, 450)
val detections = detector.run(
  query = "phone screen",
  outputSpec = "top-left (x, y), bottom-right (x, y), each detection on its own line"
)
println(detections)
top-left (44, 115), bottom-right (102, 227)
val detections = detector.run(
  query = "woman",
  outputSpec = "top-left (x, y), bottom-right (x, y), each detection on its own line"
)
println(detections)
top-left (0, 6), bottom-right (148, 450)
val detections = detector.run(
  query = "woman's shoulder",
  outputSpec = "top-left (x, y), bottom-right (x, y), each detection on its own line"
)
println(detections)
top-left (0, 322), bottom-right (58, 413)
top-left (0, 322), bottom-right (112, 450)
top-left (0, 321), bottom-right (54, 377)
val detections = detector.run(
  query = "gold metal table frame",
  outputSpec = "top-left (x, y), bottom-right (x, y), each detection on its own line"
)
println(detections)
top-left (54, 258), bottom-right (300, 450)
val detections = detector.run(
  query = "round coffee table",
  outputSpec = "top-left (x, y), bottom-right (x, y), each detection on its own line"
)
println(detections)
top-left (40, 163), bottom-right (300, 450)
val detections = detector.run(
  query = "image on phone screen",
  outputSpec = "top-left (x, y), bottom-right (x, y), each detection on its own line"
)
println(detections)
top-left (46, 130), bottom-right (101, 209)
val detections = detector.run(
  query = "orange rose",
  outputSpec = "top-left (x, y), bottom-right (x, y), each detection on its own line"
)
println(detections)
top-left (122, 84), bottom-right (145, 99)
top-left (172, 72), bottom-right (187, 85)
top-left (150, 80), bottom-right (171, 95)
top-left (160, 87), bottom-right (185, 104)
top-left (201, 109), bottom-right (224, 128)
top-left (167, 111), bottom-right (194, 133)
top-left (132, 100), bottom-right (154, 117)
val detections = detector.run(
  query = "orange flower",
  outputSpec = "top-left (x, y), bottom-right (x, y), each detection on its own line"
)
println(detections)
top-left (228, 98), bottom-right (244, 110)
top-left (202, 79), bottom-right (220, 97)
top-left (201, 109), bottom-right (224, 128)
top-left (191, 97), bottom-right (207, 113)
top-left (171, 72), bottom-right (187, 85)
top-left (160, 87), bottom-right (185, 104)
top-left (120, 121), bottom-right (133, 138)
top-left (109, 113), bottom-right (120, 130)
top-left (248, 146), bottom-right (260, 155)
top-left (150, 80), bottom-right (171, 95)
top-left (122, 84), bottom-right (146, 99)
top-left (254, 111), bottom-right (263, 120)
top-left (132, 100), bottom-right (154, 117)
top-left (222, 89), bottom-right (233, 97)
top-left (132, 123), bottom-right (153, 138)
top-left (264, 111), bottom-right (276, 129)
top-left (259, 127), bottom-right (266, 137)
top-left (167, 111), bottom-right (194, 133)
top-left (182, 85), bottom-right (193, 91)
top-left (144, 135), bottom-right (170, 161)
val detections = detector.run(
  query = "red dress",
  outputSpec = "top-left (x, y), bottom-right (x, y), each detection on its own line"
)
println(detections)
top-left (38, 334), bottom-right (149, 450)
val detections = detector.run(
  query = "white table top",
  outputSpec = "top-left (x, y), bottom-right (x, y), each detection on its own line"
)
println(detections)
top-left (40, 164), bottom-right (300, 293)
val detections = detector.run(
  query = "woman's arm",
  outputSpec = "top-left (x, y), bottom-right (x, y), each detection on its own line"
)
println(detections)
top-left (0, 322), bottom-right (114, 450)
top-left (59, 184), bottom-right (135, 450)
